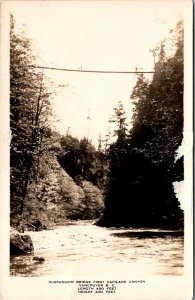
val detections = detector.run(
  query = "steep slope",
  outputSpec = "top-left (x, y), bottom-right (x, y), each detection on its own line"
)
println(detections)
top-left (13, 152), bottom-right (104, 230)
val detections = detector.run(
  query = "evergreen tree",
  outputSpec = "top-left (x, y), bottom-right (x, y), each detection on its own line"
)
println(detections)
top-left (109, 101), bottom-right (128, 143)
top-left (58, 135), bottom-right (108, 190)
top-left (10, 15), bottom-right (51, 217)
top-left (131, 21), bottom-right (183, 172)
top-left (99, 21), bottom-right (184, 229)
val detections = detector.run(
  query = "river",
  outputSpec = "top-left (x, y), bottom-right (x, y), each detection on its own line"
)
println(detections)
top-left (10, 220), bottom-right (184, 277)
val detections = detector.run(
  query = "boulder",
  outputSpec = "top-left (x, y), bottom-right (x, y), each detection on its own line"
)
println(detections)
top-left (25, 219), bottom-right (47, 231)
top-left (33, 256), bottom-right (45, 262)
top-left (10, 228), bottom-right (34, 255)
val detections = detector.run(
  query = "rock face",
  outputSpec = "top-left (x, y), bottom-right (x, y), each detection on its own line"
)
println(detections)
top-left (10, 228), bottom-right (34, 255)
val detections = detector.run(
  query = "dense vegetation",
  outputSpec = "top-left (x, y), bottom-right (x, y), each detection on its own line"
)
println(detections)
top-left (98, 21), bottom-right (184, 229)
top-left (10, 16), bottom-right (105, 230)
top-left (58, 135), bottom-right (108, 190)
top-left (10, 14), bottom-right (51, 224)
top-left (10, 15), bottom-right (184, 231)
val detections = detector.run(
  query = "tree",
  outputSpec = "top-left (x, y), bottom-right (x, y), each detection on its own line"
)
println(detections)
top-left (76, 181), bottom-right (104, 220)
top-left (99, 21), bottom-right (184, 229)
top-left (131, 21), bottom-right (183, 167)
top-left (106, 101), bottom-right (129, 173)
top-left (10, 15), bottom-right (51, 217)
top-left (108, 101), bottom-right (128, 144)
top-left (58, 135), bottom-right (108, 190)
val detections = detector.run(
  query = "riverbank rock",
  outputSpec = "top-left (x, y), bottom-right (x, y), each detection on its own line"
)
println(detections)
top-left (24, 219), bottom-right (47, 231)
top-left (33, 256), bottom-right (45, 263)
top-left (10, 227), bottom-right (34, 255)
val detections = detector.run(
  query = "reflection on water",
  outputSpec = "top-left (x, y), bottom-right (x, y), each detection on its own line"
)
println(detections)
top-left (10, 221), bottom-right (184, 277)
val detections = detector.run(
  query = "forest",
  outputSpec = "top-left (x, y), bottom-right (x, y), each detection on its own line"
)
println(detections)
top-left (10, 15), bottom-right (184, 233)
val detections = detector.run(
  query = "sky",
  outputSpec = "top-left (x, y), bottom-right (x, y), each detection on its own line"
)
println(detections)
top-left (7, 0), bottom-right (186, 148)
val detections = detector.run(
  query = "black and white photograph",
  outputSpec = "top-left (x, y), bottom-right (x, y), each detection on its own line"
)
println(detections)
top-left (0, 1), bottom-right (193, 299)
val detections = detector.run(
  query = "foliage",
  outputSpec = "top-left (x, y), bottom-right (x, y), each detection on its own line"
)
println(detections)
top-left (109, 101), bottom-right (129, 143)
top-left (10, 126), bottom-right (105, 228)
top-left (131, 21), bottom-right (183, 167)
top-left (10, 14), bottom-right (184, 231)
top-left (99, 21), bottom-right (184, 229)
top-left (73, 181), bottom-right (104, 220)
top-left (22, 151), bottom-right (84, 225)
top-left (18, 151), bottom-right (104, 227)
top-left (102, 101), bottom-right (129, 152)
top-left (10, 14), bottom-right (105, 230)
top-left (58, 136), bottom-right (109, 191)
top-left (10, 15), bottom-right (51, 217)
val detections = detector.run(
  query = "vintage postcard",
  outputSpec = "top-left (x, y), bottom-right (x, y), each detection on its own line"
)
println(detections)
top-left (0, 0), bottom-right (193, 299)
